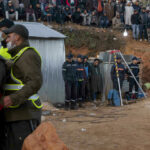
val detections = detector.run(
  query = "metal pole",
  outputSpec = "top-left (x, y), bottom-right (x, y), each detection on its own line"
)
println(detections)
top-left (119, 52), bottom-right (147, 98)
top-left (113, 53), bottom-right (123, 106)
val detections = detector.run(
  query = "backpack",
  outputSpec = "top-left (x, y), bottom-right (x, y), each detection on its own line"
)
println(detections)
top-left (108, 89), bottom-right (121, 106)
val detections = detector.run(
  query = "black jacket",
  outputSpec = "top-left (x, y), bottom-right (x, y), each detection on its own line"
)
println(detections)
top-left (131, 13), bottom-right (141, 25)
top-left (62, 60), bottom-right (78, 82)
top-left (126, 63), bottom-right (139, 78)
top-left (111, 63), bottom-right (125, 80)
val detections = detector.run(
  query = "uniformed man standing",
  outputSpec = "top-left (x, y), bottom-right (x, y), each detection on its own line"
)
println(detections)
top-left (76, 55), bottom-right (85, 107)
top-left (1, 24), bottom-right (43, 150)
top-left (111, 56), bottom-right (125, 91)
top-left (127, 57), bottom-right (140, 99)
top-left (83, 56), bottom-right (91, 101)
top-left (62, 54), bottom-right (78, 110)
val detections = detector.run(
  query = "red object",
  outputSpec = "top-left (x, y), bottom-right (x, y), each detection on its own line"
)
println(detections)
top-left (66, 0), bottom-right (77, 7)
top-left (98, 0), bottom-right (103, 12)
top-left (109, 50), bottom-right (120, 54)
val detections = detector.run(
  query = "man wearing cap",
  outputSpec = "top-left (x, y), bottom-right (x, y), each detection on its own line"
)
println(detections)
top-left (126, 57), bottom-right (140, 99)
top-left (1, 24), bottom-right (43, 150)
top-left (139, 7), bottom-right (148, 41)
top-left (62, 53), bottom-right (78, 110)
top-left (0, 19), bottom-right (14, 150)
top-left (76, 54), bottom-right (85, 107)
top-left (111, 56), bottom-right (125, 91)
top-left (131, 9), bottom-right (141, 41)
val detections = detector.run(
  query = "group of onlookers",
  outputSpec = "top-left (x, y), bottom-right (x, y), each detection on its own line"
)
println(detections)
top-left (0, 0), bottom-right (150, 41)
top-left (62, 54), bottom-right (102, 110)
top-left (62, 53), bottom-right (141, 110)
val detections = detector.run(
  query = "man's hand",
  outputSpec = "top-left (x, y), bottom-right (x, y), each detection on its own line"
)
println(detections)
top-left (3, 96), bottom-right (13, 108)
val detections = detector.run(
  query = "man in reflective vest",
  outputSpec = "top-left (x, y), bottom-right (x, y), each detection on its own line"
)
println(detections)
top-left (1, 24), bottom-right (43, 150)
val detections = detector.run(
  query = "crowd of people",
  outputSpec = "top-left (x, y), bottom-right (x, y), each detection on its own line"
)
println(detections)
top-left (62, 53), bottom-right (140, 110)
top-left (0, 0), bottom-right (150, 41)
top-left (62, 54), bottom-right (102, 110)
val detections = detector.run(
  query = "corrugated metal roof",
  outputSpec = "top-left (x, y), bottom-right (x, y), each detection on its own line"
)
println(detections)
top-left (15, 22), bottom-right (66, 39)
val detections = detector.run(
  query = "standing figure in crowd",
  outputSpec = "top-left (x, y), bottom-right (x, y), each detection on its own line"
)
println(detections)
top-left (112, 13), bottom-right (122, 29)
top-left (18, 3), bottom-right (26, 20)
top-left (115, 0), bottom-right (125, 23)
top-left (81, 9), bottom-right (91, 26)
top-left (90, 10), bottom-right (98, 26)
top-left (64, 6), bottom-right (72, 22)
top-left (83, 56), bottom-right (91, 101)
top-left (124, 2), bottom-right (133, 29)
top-left (26, 4), bottom-right (36, 22)
top-left (126, 57), bottom-right (140, 99)
top-left (90, 59), bottom-right (101, 101)
top-left (103, 0), bottom-right (114, 25)
top-left (44, 4), bottom-right (54, 23)
top-left (131, 9), bottom-right (141, 40)
top-left (5, 1), bottom-right (18, 21)
top-left (72, 7), bottom-right (83, 24)
top-left (139, 7), bottom-right (148, 41)
top-left (99, 12), bottom-right (109, 28)
top-left (35, 3), bottom-right (42, 21)
top-left (62, 54), bottom-right (78, 110)
top-left (132, 1), bottom-right (141, 13)
top-left (111, 56), bottom-right (125, 91)
top-left (76, 55), bottom-right (85, 107)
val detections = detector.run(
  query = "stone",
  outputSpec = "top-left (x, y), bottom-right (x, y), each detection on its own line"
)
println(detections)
top-left (22, 122), bottom-right (69, 150)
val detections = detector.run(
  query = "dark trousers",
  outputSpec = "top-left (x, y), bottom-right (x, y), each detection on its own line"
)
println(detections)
top-left (84, 79), bottom-right (90, 99)
top-left (65, 81), bottom-right (77, 103)
top-left (129, 77), bottom-right (139, 95)
top-left (100, 19), bottom-right (109, 28)
top-left (4, 119), bottom-right (40, 150)
top-left (78, 81), bottom-right (85, 102)
top-left (139, 24), bottom-right (148, 39)
top-left (113, 78), bottom-right (123, 91)
top-left (0, 110), bottom-right (5, 150)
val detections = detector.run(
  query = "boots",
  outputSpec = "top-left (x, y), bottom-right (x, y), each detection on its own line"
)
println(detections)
top-left (70, 100), bottom-right (78, 110)
top-left (64, 101), bottom-right (70, 110)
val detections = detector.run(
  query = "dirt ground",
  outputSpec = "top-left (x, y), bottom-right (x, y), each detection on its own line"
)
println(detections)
top-left (42, 98), bottom-right (150, 150)
top-left (43, 24), bottom-right (150, 150)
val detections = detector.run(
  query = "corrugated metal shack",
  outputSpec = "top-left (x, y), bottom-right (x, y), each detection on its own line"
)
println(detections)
top-left (99, 52), bottom-right (133, 101)
top-left (16, 22), bottom-right (66, 104)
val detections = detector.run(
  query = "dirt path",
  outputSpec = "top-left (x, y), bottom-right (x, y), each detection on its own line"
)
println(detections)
top-left (43, 99), bottom-right (150, 150)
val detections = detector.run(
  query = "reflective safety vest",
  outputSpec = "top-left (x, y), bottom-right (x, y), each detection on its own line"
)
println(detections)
top-left (0, 46), bottom-right (11, 60)
top-left (4, 46), bottom-right (43, 109)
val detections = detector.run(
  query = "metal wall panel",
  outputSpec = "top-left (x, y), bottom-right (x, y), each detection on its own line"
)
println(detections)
top-left (29, 39), bottom-right (65, 104)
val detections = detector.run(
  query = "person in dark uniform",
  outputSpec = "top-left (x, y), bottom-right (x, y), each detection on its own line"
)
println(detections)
top-left (62, 54), bottom-right (78, 110)
top-left (111, 56), bottom-right (125, 91)
top-left (126, 57), bottom-right (140, 99)
top-left (83, 55), bottom-right (91, 101)
top-left (76, 54), bottom-right (85, 107)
